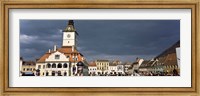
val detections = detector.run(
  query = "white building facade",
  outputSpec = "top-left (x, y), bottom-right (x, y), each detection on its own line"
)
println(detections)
top-left (88, 66), bottom-right (97, 75)
top-left (117, 64), bottom-right (124, 74)
top-left (108, 65), bottom-right (117, 74)
top-left (95, 60), bottom-right (110, 74)
top-left (35, 20), bottom-right (87, 76)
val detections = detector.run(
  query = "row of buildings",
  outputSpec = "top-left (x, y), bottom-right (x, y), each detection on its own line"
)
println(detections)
top-left (20, 20), bottom-right (180, 76)
top-left (88, 60), bottom-right (124, 76)
top-left (138, 41), bottom-right (180, 76)
top-left (87, 41), bottom-right (180, 76)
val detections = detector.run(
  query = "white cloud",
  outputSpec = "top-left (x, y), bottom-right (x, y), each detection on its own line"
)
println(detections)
top-left (50, 34), bottom-right (62, 39)
top-left (24, 48), bottom-right (37, 54)
top-left (58, 29), bottom-right (63, 33)
top-left (39, 40), bottom-right (56, 47)
top-left (20, 34), bottom-right (38, 44)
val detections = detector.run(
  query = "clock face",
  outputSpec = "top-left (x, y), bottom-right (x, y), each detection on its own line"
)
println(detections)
top-left (67, 34), bottom-right (71, 38)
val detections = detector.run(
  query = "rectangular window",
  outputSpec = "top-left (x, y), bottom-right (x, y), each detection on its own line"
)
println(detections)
top-left (38, 65), bottom-right (41, 69)
top-left (43, 65), bottom-right (45, 69)
top-left (55, 55), bottom-right (60, 59)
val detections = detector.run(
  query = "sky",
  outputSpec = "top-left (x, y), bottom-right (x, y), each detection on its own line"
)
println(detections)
top-left (20, 20), bottom-right (180, 62)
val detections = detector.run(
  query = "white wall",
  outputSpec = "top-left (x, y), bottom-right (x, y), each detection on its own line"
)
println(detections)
top-left (46, 51), bottom-right (69, 62)
top-left (19, 59), bottom-right (22, 72)
top-left (35, 63), bottom-right (45, 76)
top-left (109, 66), bottom-right (117, 73)
top-left (138, 59), bottom-right (144, 66)
top-left (176, 47), bottom-right (180, 68)
top-left (63, 32), bottom-right (76, 46)
top-left (88, 66), bottom-right (97, 74)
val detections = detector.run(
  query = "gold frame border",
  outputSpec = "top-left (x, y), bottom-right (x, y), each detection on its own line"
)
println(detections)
top-left (0, 0), bottom-right (199, 96)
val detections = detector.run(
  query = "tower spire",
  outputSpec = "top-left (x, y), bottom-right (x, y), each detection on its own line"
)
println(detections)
top-left (68, 20), bottom-right (74, 26)
top-left (63, 20), bottom-right (76, 32)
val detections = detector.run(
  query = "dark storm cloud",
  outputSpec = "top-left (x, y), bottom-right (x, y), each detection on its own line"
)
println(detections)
top-left (75, 20), bottom-right (180, 60)
top-left (20, 20), bottom-right (180, 62)
top-left (20, 20), bottom-right (65, 60)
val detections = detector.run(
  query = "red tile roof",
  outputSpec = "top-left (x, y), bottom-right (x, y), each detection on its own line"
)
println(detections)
top-left (89, 62), bottom-right (96, 66)
top-left (156, 40), bottom-right (180, 58)
top-left (22, 61), bottom-right (36, 65)
top-left (96, 60), bottom-right (109, 62)
top-left (57, 46), bottom-right (78, 53)
top-left (37, 46), bottom-right (84, 63)
top-left (163, 53), bottom-right (177, 66)
top-left (37, 53), bottom-right (51, 63)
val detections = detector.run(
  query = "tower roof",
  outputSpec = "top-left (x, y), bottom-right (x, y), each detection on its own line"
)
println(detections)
top-left (68, 20), bottom-right (74, 26)
top-left (63, 20), bottom-right (78, 35)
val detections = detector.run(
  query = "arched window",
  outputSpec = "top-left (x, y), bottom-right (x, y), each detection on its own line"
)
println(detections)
top-left (57, 63), bottom-right (62, 68)
top-left (63, 63), bottom-right (68, 68)
top-left (52, 71), bottom-right (55, 76)
top-left (58, 71), bottom-right (62, 76)
top-left (47, 63), bottom-right (51, 68)
top-left (72, 66), bottom-right (76, 74)
top-left (64, 72), bottom-right (67, 76)
top-left (46, 72), bottom-right (49, 76)
top-left (52, 63), bottom-right (56, 68)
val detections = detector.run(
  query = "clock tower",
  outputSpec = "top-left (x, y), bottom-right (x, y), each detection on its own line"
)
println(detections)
top-left (62, 20), bottom-right (78, 48)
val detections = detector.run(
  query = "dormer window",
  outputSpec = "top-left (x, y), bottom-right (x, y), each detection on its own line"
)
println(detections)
top-left (55, 55), bottom-right (60, 59)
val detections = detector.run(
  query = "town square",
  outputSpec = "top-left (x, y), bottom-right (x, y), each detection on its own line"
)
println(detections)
top-left (20, 20), bottom-right (180, 76)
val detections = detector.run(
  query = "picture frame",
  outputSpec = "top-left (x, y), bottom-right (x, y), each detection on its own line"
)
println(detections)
top-left (0, 0), bottom-right (199, 96)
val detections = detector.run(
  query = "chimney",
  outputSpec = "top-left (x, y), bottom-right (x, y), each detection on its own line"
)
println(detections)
top-left (36, 58), bottom-right (39, 62)
top-left (49, 49), bottom-right (51, 53)
top-left (54, 45), bottom-right (57, 51)
top-left (136, 57), bottom-right (139, 62)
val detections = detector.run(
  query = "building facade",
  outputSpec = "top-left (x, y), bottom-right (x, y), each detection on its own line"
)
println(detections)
top-left (88, 62), bottom-right (97, 75)
top-left (138, 41), bottom-right (180, 76)
top-left (35, 20), bottom-right (88, 76)
top-left (20, 59), bottom-right (36, 76)
top-left (132, 58), bottom-right (144, 72)
top-left (124, 62), bottom-right (133, 75)
top-left (95, 60), bottom-right (109, 74)
top-left (108, 63), bottom-right (117, 75)
top-left (153, 41), bottom-right (180, 75)
top-left (20, 57), bottom-right (23, 76)
top-left (116, 64), bottom-right (124, 75)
